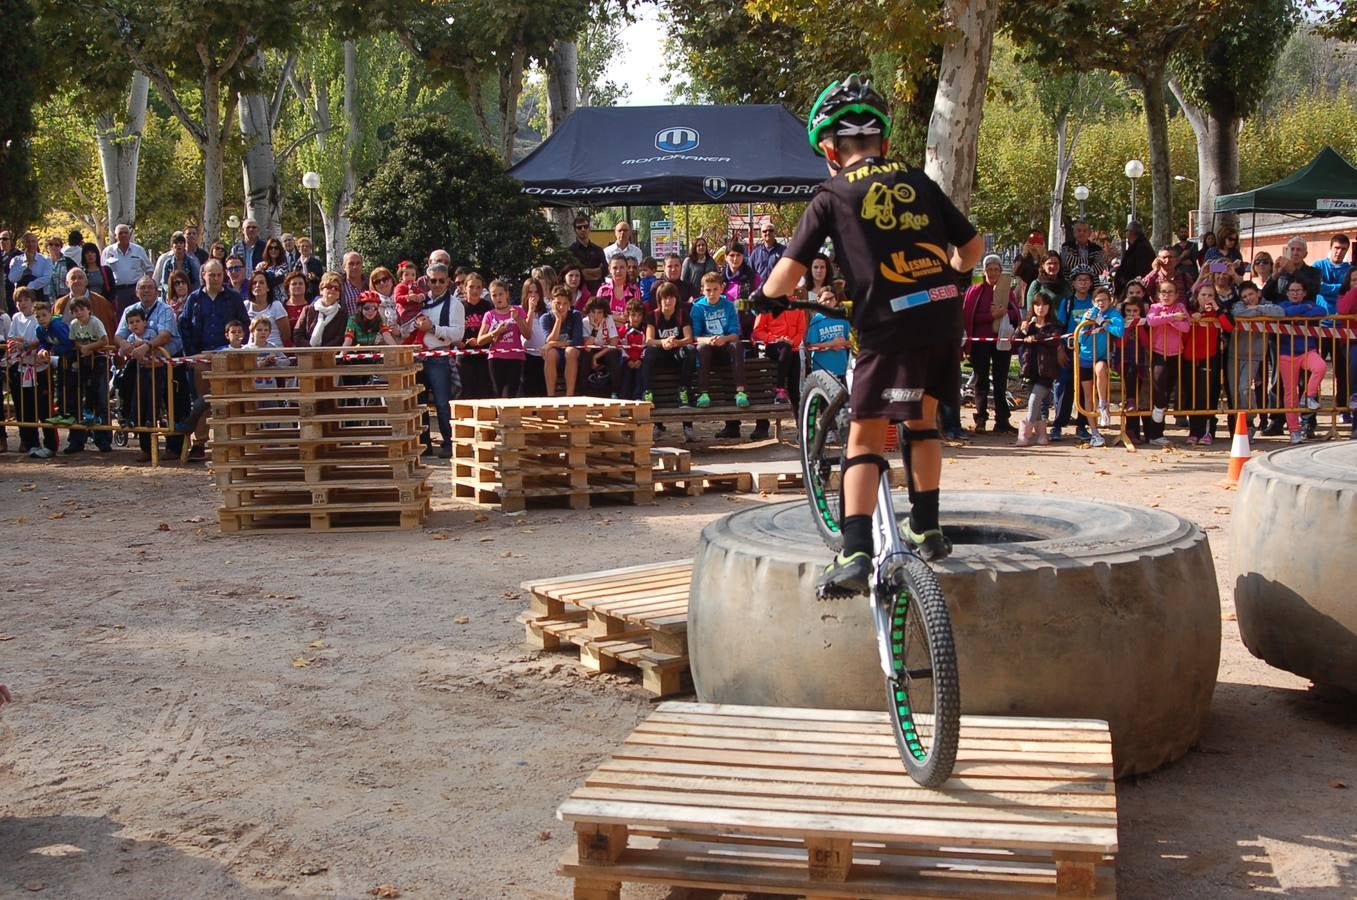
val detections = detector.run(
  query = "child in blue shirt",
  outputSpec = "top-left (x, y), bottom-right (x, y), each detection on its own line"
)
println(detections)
top-left (1076, 286), bottom-right (1124, 448)
top-left (804, 287), bottom-right (851, 379)
top-left (691, 271), bottom-right (748, 408)
top-left (33, 298), bottom-right (78, 430)
top-left (638, 257), bottom-right (658, 305)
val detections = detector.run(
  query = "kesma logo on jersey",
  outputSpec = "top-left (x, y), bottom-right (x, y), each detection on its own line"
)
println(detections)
top-left (879, 243), bottom-right (950, 284)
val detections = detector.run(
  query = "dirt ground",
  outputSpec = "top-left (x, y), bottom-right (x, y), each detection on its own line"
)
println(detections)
top-left (1, 424), bottom-right (1354, 900)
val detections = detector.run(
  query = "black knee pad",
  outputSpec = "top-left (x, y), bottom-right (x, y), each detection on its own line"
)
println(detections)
top-left (900, 427), bottom-right (941, 442)
top-left (842, 453), bottom-right (891, 475)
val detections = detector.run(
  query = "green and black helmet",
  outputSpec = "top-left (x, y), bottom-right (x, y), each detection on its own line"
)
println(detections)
top-left (806, 74), bottom-right (892, 156)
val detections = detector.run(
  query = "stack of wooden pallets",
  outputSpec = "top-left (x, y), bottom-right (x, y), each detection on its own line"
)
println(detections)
top-left (206, 347), bottom-right (431, 532)
top-left (518, 560), bottom-right (692, 696)
top-left (558, 702), bottom-right (1119, 899)
top-left (451, 397), bottom-right (654, 512)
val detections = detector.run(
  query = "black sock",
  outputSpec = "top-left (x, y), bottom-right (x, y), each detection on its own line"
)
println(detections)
top-left (910, 490), bottom-right (940, 534)
top-left (841, 515), bottom-right (872, 557)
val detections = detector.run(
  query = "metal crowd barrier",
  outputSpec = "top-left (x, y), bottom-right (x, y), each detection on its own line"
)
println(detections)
top-left (2, 347), bottom-right (185, 465)
top-left (1071, 314), bottom-right (1356, 437)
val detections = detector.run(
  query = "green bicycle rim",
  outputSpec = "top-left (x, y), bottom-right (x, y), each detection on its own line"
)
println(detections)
top-left (889, 591), bottom-right (930, 762)
top-left (804, 393), bottom-right (840, 535)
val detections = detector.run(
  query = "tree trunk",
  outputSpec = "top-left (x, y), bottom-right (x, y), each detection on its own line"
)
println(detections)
top-left (200, 73), bottom-right (236, 245)
top-left (545, 39), bottom-right (579, 243)
top-left (498, 45), bottom-right (527, 165)
top-left (1140, 64), bottom-right (1174, 250)
top-left (923, 0), bottom-right (1001, 213)
top-left (1168, 77), bottom-right (1239, 238)
top-left (547, 40), bottom-right (578, 128)
top-left (1048, 111), bottom-right (1068, 250)
top-left (240, 53), bottom-right (283, 236)
top-left (95, 72), bottom-right (149, 230)
top-left (323, 39), bottom-right (360, 266)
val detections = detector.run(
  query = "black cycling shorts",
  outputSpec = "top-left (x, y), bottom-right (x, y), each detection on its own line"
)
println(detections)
top-left (848, 344), bottom-right (960, 423)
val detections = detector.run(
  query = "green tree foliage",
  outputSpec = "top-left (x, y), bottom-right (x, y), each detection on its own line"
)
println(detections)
top-left (1315, 0), bottom-right (1357, 40)
top-left (1260, 24), bottom-right (1357, 116)
top-left (0, 0), bottom-right (42, 228)
top-left (381, 0), bottom-right (591, 163)
top-left (348, 120), bottom-right (564, 278)
top-left (970, 91), bottom-right (1357, 247)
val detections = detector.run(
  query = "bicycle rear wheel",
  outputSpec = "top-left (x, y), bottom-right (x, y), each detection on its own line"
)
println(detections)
top-left (885, 557), bottom-right (960, 787)
top-left (799, 369), bottom-right (849, 551)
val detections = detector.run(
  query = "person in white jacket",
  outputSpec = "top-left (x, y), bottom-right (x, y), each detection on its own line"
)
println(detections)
top-left (414, 262), bottom-right (465, 457)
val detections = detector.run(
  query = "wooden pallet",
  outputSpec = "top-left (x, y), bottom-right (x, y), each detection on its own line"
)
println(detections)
top-left (520, 561), bottom-right (692, 696)
top-left (558, 702), bottom-right (1118, 899)
top-left (649, 459), bottom-right (907, 498)
top-left (208, 347), bottom-right (430, 532)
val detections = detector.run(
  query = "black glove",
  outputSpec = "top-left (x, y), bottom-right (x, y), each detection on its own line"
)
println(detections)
top-left (751, 288), bottom-right (788, 314)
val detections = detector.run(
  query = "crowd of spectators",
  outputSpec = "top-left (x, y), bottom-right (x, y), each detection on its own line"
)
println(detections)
top-left (4, 210), bottom-right (1355, 463)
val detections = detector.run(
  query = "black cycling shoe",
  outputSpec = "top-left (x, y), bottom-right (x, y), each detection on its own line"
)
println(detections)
top-left (904, 524), bottom-right (952, 562)
top-left (816, 551), bottom-right (872, 599)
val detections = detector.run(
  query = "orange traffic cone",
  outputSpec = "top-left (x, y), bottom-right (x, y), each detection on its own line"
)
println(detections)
top-left (1218, 412), bottom-right (1251, 488)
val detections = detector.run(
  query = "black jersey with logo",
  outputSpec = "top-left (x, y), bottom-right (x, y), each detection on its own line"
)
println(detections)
top-left (784, 157), bottom-right (977, 351)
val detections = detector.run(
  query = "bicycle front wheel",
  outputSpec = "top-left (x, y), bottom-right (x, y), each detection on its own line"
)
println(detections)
top-left (886, 558), bottom-right (960, 787)
top-left (799, 369), bottom-right (848, 551)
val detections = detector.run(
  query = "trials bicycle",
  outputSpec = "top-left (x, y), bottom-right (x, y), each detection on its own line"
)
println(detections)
top-left (779, 296), bottom-right (961, 787)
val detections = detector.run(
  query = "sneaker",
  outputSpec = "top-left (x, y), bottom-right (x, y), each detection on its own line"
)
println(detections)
top-left (992, 423), bottom-right (1017, 435)
top-left (1049, 426), bottom-right (1064, 442)
top-left (734, 390), bottom-right (750, 408)
top-left (1149, 436), bottom-right (1172, 447)
top-left (749, 426), bottom-right (770, 441)
top-left (81, 412), bottom-right (100, 426)
top-left (816, 551), bottom-right (872, 599)
top-left (1303, 395), bottom-right (1320, 411)
top-left (1089, 432), bottom-right (1106, 448)
top-left (773, 387), bottom-right (789, 404)
top-left (45, 414), bottom-right (76, 425)
top-left (903, 524), bottom-right (952, 562)
top-left (610, 392), bottom-right (619, 399)
top-left (695, 392), bottom-right (711, 409)
top-left (682, 424), bottom-right (697, 443)
top-left (30, 447), bottom-right (55, 459)
top-left (1075, 426), bottom-right (1091, 442)
top-left (1289, 431), bottom-right (1304, 445)
top-left (678, 388), bottom-right (690, 406)
top-left (1098, 407), bottom-right (1111, 428)
top-left (944, 427), bottom-right (968, 441)
top-left (1183, 435), bottom-right (1199, 446)
top-left (714, 425), bottom-right (741, 439)
top-left (1151, 407), bottom-right (1166, 424)
top-left (1261, 421), bottom-right (1285, 437)
top-left (1199, 433), bottom-right (1214, 446)
top-left (643, 390), bottom-right (654, 404)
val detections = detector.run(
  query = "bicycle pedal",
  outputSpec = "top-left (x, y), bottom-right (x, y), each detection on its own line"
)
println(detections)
top-left (815, 583), bottom-right (862, 601)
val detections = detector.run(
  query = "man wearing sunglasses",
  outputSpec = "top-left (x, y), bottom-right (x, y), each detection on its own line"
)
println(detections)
top-left (568, 213), bottom-right (607, 290)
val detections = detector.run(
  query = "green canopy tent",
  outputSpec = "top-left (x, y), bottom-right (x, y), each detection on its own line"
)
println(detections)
top-left (1215, 146), bottom-right (1357, 260)
top-left (1216, 146), bottom-right (1357, 215)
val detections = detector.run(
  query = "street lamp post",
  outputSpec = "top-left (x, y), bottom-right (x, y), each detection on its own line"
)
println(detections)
top-left (1073, 184), bottom-right (1090, 219)
top-left (1124, 159), bottom-right (1145, 225)
top-left (225, 214), bottom-right (240, 245)
top-left (302, 171), bottom-right (320, 254)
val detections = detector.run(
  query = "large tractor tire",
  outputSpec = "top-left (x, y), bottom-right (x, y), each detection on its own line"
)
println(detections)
top-left (1232, 442), bottom-right (1357, 693)
top-left (689, 491), bottom-right (1221, 777)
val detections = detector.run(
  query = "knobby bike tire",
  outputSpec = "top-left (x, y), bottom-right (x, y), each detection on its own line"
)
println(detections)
top-left (798, 369), bottom-right (848, 551)
top-left (886, 557), bottom-right (960, 787)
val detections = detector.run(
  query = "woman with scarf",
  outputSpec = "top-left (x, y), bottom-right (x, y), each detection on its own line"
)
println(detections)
top-left (295, 272), bottom-right (349, 347)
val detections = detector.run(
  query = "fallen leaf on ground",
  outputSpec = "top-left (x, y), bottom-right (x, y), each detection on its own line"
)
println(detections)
top-left (1332, 780), bottom-right (1348, 789)
top-left (502, 591), bottom-right (520, 600)
top-left (13, 516), bottom-right (27, 524)
top-left (477, 536), bottom-right (493, 542)
top-left (157, 523), bottom-right (170, 531)
top-left (429, 532), bottom-right (449, 540)
top-left (453, 616), bottom-right (470, 625)
top-left (292, 657), bottom-right (312, 668)
top-left (299, 863), bottom-right (328, 876)
top-left (369, 886), bottom-right (400, 898)
top-left (47, 512), bottom-right (65, 519)
top-left (22, 881), bottom-right (43, 892)
top-left (0, 633), bottom-right (15, 641)
top-left (19, 483), bottom-right (36, 492)
top-left (473, 512), bottom-right (489, 523)
top-left (537, 830), bottom-right (552, 841)
top-left (307, 640), bottom-right (325, 649)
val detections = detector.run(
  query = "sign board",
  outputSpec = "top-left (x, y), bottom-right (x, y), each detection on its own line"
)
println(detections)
top-left (1318, 199), bottom-right (1357, 212)
top-left (650, 220), bottom-right (679, 257)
